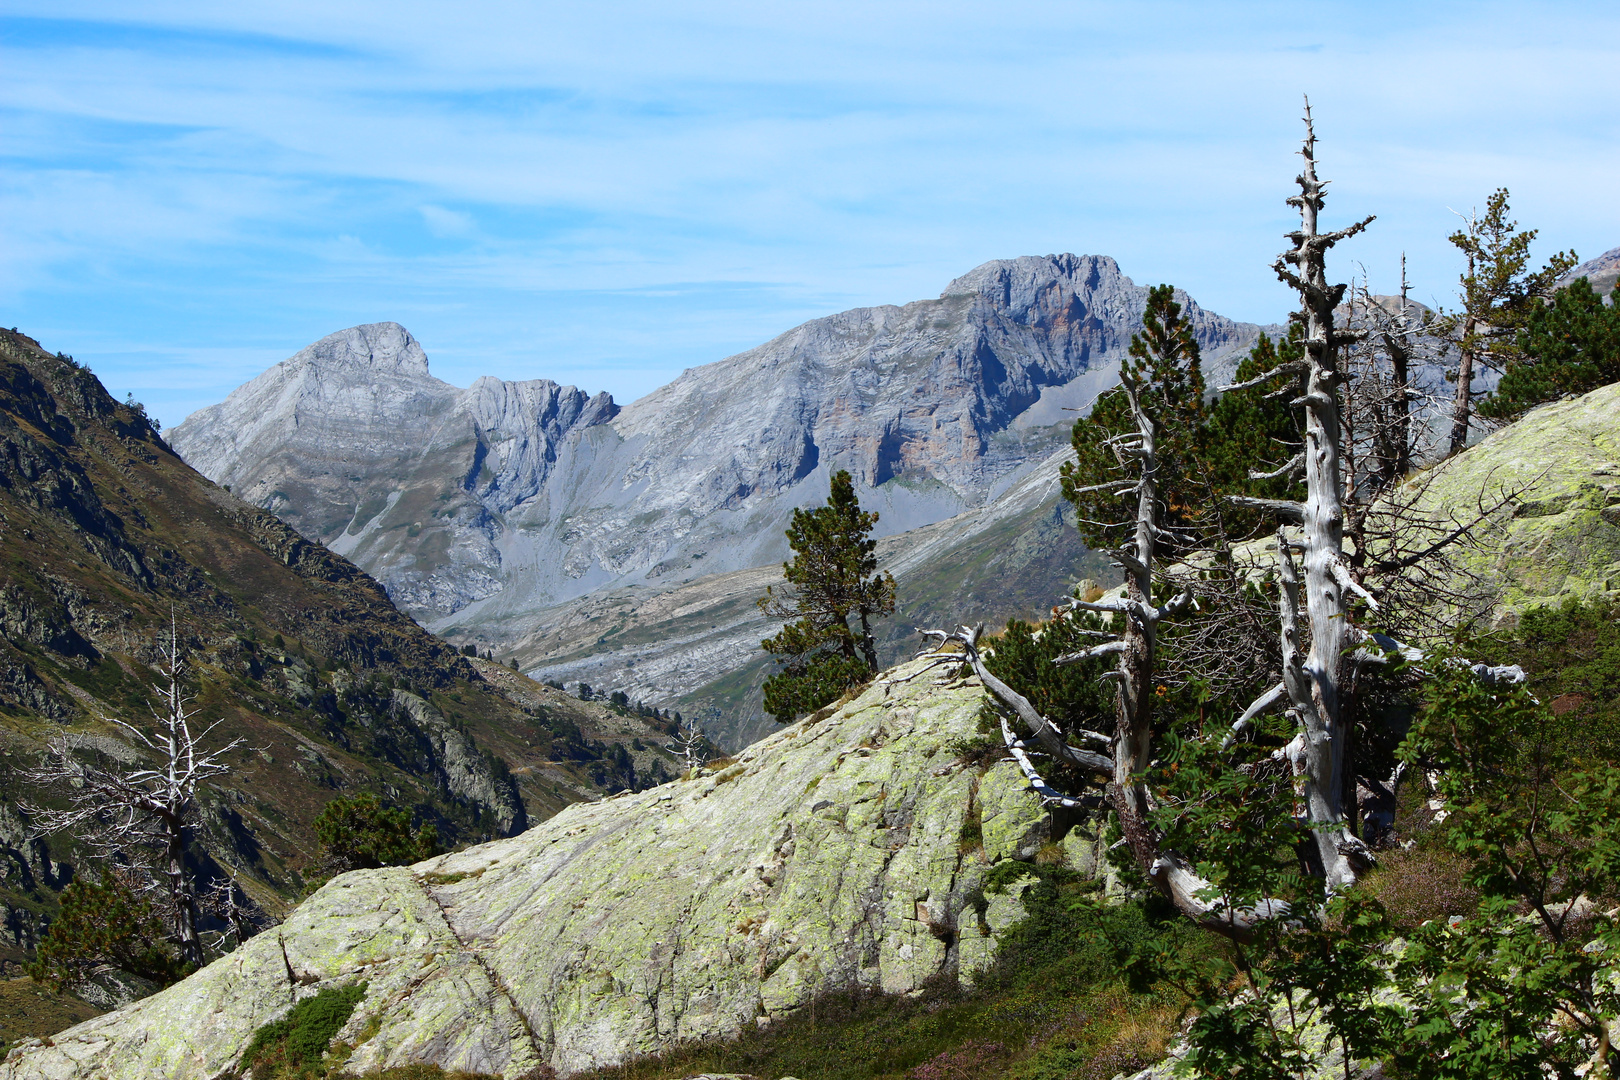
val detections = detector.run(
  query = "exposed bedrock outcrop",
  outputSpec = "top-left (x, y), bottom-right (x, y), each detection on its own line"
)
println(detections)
top-left (2, 657), bottom-right (1081, 1079)
top-left (1415, 380), bottom-right (1620, 621)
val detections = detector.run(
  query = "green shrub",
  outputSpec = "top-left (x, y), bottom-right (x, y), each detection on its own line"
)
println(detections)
top-left (1481, 276), bottom-right (1620, 421)
top-left (26, 871), bottom-right (191, 993)
top-left (241, 981), bottom-right (367, 1076)
top-left (313, 793), bottom-right (441, 874)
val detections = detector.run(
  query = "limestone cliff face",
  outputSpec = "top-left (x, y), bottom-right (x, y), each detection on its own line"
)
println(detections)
top-left (0, 657), bottom-right (1083, 1080)
top-left (1415, 380), bottom-right (1620, 621)
top-left (169, 322), bottom-right (619, 620)
top-left (168, 257), bottom-right (1265, 708)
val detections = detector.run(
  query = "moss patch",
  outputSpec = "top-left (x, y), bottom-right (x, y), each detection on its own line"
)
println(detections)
top-left (567, 885), bottom-right (1211, 1080)
top-left (241, 981), bottom-right (367, 1076)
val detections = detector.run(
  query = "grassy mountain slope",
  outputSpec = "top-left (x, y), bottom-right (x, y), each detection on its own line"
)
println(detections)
top-left (0, 329), bottom-right (678, 945)
top-left (492, 447), bottom-right (1111, 750)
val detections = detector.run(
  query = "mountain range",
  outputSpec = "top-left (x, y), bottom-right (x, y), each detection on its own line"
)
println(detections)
top-left (0, 328), bottom-right (680, 956)
top-left (169, 254), bottom-right (1273, 741)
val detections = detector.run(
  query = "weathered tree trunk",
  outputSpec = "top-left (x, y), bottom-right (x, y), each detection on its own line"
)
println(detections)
top-left (1447, 251), bottom-right (1479, 458)
top-left (858, 611), bottom-right (877, 670)
top-left (163, 808), bottom-right (203, 968)
top-left (1389, 262), bottom-right (1414, 482)
top-left (1272, 101), bottom-right (1375, 891)
top-left (1111, 388), bottom-right (1160, 875)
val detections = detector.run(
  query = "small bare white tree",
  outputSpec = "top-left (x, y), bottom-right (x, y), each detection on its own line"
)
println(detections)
top-left (664, 718), bottom-right (710, 777)
top-left (26, 619), bottom-right (245, 968)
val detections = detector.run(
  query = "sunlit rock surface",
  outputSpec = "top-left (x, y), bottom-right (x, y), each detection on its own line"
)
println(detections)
top-left (168, 258), bottom-right (1266, 685)
top-left (1, 657), bottom-right (1062, 1080)
top-left (1416, 380), bottom-right (1620, 621)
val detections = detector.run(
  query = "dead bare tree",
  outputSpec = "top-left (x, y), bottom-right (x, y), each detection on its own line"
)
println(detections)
top-left (25, 620), bottom-right (245, 968)
top-left (1216, 99), bottom-right (1379, 890)
top-left (920, 105), bottom-right (1538, 939)
top-left (1336, 263), bottom-right (1524, 646)
top-left (664, 718), bottom-right (711, 777)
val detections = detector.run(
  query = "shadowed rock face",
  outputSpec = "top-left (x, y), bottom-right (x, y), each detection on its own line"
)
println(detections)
top-left (169, 256), bottom-right (1266, 669)
top-left (0, 657), bottom-right (1075, 1080)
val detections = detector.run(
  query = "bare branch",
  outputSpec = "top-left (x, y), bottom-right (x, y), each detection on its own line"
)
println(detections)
top-left (1217, 360), bottom-right (1308, 393)
top-left (998, 714), bottom-right (1106, 809)
top-left (1248, 452), bottom-right (1305, 482)
top-left (1053, 640), bottom-right (1128, 666)
top-left (1226, 495), bottom-right (1305, 520)
top-left (1220, 680), bottom-right (1289, 751)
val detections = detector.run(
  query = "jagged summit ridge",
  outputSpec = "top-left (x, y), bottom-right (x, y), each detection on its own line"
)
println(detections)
top-left (168, 254), bottom-right (1267, 687)
top-left (294, 321), bottom-right (435, 377)
top-left (170, 326), bottom-right (618, 618)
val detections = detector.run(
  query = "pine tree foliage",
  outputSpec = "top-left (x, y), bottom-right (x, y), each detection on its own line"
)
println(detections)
top-left (26, 870), bottom-right (192, 992)
top-left (1200, 325), bottom-right (1308, 539)
top-left (1481, 276), bottom-right (1620, 420)
top-left (758, 469), bottom-right (896, 722)
top-left (1441, 188), bottom-right (1577, 454)
top-left (312, 792), bottom-right (441, 874)
top-left (1062, 284), bottom-right (1209, 555)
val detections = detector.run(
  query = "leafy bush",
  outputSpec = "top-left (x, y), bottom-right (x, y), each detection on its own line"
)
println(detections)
top-left (1144, 657), bottom-right (1620, 1079)
top-left (1493, 596), bottom-right (1620, 761)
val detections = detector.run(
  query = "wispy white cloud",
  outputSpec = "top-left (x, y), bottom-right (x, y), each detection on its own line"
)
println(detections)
top-left (1, 1), bottom-right (1616, 427)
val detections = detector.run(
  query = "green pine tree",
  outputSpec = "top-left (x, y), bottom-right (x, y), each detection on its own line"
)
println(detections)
top-left (1061, 284), bottom-right (1208, 555)
top-left (27, 871), bottom-right (193, 993)
top-left (1481, 276), bottom-right (1620, 421)
top-left (758, 469), bottom-right (896, 722)
top-left (1441, 188), bottom-right (1577, 454)
top-left (312, 793), bottom-right (441, 874)
top-left (1200, 325), bottom-right (1307, 538)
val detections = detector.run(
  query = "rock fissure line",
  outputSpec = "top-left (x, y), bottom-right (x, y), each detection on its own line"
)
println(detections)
top-left (0, 657), bottom-right (1040, 1080)
top-left (410, 872), bottom-right (545, 1061)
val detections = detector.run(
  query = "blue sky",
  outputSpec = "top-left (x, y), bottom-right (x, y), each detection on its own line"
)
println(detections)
top-left (3, 2), bottom-right (1617, 429)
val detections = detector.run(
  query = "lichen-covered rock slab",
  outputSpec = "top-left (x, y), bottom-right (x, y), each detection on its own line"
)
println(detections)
top-left (1415, 381), bottom-right (1620, 620)
top-left (2, 659), bottom-right (1053, 1080)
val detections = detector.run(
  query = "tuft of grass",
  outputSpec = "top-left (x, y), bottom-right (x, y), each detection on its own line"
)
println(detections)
top-left (1356, 844), bottom-right (1481, 931)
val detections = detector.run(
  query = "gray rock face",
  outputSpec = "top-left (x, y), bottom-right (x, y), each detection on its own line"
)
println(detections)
top-left (508, 443), bottom-right (1101, 751)
top-left (169, 257), bottom-right (1266, 664)
top-left (0, 658), bottom-right (1069, 1080)
top-left (1563, 244), bottom-right (1620, 297)
top-left (170, 322), bottom-right (618, 620)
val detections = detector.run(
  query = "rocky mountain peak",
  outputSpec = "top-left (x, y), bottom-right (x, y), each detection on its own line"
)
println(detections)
top-left (1563, 244), bottom-right (1620, 297)
top-left (170, 254), bottom-right (1269, 674)
top-left (941, 252), bottom-right (1251, 359)
top-left (288, 321), bottom-right (435, 380)
top-left (943, 252), bottom-right (1123, 304)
